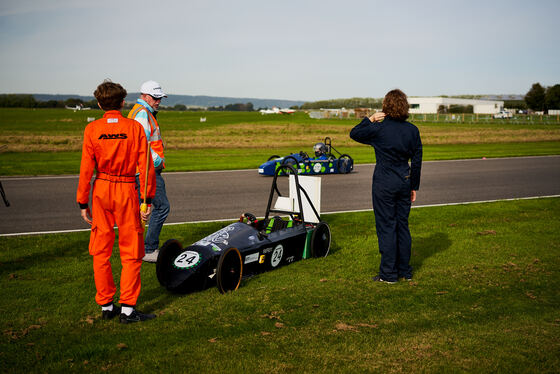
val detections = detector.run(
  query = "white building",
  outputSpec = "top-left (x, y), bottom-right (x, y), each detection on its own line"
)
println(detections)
top-left (408, 97), bottom-right (504, 114)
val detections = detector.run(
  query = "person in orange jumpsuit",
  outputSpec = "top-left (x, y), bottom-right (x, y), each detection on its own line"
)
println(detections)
top-left (77, 80), bottom-right (157, 324)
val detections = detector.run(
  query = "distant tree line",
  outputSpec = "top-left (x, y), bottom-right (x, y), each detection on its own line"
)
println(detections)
top-left (0, 94), bottom-right (102, 109)
top-left (300, 97), bottom-right (382, 110)
top-left (207, 102), bottom-right (254, 111)
top-left (525, 83), bottom-right (560, 112)
top-left (0, 95), bottom-right (259, 111)
top-left (437, 105), bottom-right (474, 114)
top-left (504, 100), bottom-right (528, 110)
top-left (3, 85), bottom-right (559, 113)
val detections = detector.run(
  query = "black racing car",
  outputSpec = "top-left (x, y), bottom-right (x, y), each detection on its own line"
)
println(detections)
top-left (156, 165), bottom-right (331, 294)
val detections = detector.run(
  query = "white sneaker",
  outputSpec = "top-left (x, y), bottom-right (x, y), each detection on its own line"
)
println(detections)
top-left (142, 250), bottom-right (159, 263)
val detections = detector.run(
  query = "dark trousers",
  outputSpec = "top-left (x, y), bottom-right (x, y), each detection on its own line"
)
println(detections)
top-left (372, 172), bottom-right (413, 281)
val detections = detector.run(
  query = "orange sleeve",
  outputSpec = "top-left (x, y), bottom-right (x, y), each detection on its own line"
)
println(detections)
top-left (138, 127), bottom-right (156, 203)
top-left (76, 126), bottom-right (96, 207)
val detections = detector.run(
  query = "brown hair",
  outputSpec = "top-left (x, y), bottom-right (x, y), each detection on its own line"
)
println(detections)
top-left (382, 89), bottom-right (409, 120)
top-left (94, 80), bottom-right (127, 111)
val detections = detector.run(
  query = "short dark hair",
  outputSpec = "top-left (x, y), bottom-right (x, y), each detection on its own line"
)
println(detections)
top-left (94, 80), bottom-right (127, 111)
top-left (382, 89), bottom-right (409, 120)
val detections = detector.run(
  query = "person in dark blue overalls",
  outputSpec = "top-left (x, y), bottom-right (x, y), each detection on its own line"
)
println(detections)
top-left (350, 89), bottom-right (422, 283)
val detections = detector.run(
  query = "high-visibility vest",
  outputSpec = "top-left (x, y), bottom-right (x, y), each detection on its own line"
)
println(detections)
top-left (128, 103), bottom-right (165, 169)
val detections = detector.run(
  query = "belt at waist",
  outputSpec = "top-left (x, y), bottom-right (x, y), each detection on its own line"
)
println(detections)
top-left (96, 172), bottom-right (136, 183)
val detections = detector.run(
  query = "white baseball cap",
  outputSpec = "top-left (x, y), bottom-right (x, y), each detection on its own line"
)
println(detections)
top-left (140, 80), bottom-right (167, 98)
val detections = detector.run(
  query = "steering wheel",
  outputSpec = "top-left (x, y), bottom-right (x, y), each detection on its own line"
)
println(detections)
top-left (239, 212), bottom-right (257, 225)
top-left (299, 151), bottom-right (310, 160)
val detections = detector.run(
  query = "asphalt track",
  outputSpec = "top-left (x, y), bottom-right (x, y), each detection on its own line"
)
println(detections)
top-left (0, 156), bottom-right (559, 236)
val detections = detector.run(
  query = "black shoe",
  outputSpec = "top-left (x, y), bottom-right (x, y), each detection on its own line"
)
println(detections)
top-left (101, 305), bottom-right (121, 320)
top-left (372, 275), bottom-right (397, 284)
top-left (399, 276), bottom-right (413, 282)
top-left (119, 310), bottom-right (156, 324)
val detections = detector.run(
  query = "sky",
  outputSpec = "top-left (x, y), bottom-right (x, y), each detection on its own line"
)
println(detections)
top-left (0, 0), bottom-right (558, 101)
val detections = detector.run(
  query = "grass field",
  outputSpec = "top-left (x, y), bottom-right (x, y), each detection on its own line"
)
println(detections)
top-left (1, 107), bottom-right (559, 372)
top-left (1, 108), bottom-right (559, 175)
top-left (1, 197), bottom-right (559, 372)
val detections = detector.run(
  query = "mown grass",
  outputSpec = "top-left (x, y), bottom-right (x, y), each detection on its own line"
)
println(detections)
top-left (2, 109), bottom-right (560, 152)
top-left (1, 198), bottom-right (559, 372)
top-left (1, 108), bottom-right (559, 175)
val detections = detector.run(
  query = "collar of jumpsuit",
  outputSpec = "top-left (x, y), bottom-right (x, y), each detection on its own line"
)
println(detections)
top-left (103, 110), bottom-right (122, 118)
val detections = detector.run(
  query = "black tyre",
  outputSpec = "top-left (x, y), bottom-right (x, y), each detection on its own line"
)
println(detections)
top-left (156, 239), bottom-right (184, 287)
top-left (267, 155), bottom-right (281, 161)
top-left (310, 222), bottom-right (331, 258)
top-left (337, 154), bottom-right (353, 174)
top-left (217, 247), bottom-right (243, 293)
top-left (281, 156), bottom-right (299, 174)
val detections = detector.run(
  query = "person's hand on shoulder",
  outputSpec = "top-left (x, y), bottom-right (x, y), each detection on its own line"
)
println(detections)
top-left (369, 112), bottom-right (386, 123)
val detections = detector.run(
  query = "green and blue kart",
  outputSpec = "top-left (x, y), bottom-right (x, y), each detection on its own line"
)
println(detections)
top-left (156, 165), bottom-right (331, 294)
top-left (258, 137), bottom-right (354, 176)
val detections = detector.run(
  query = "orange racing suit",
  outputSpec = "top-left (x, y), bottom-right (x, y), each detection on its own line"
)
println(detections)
top-left (76, 110), bottom-right (156, 306)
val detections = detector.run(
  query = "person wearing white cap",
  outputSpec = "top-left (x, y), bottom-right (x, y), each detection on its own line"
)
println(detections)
top-left (128, 81), bottom-right (170, 263)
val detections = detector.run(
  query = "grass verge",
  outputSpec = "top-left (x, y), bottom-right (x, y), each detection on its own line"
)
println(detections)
top-left (1, 197), bottom-right (559, 372)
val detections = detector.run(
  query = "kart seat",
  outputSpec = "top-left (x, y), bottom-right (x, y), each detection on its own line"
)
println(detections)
top-left (264, 216), bottom-right (293, 234)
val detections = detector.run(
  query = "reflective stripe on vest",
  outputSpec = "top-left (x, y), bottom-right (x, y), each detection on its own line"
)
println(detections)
top-left (128, 104), bottom-right (165, 168)
top-left (128, 105), bottom-right (161, 143)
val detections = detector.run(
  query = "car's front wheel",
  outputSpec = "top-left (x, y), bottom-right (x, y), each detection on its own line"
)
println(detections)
top-left (281, 156), bottom-right (299, 174)
top-left (216, 247), bottom-right (243, 293)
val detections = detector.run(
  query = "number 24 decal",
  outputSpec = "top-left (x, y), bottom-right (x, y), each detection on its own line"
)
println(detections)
top-left (174, 251), bottom-right (200, 269)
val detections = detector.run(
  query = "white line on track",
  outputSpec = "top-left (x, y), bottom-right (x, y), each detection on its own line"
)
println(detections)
top-left (2, 194), bottom-right (558, 237)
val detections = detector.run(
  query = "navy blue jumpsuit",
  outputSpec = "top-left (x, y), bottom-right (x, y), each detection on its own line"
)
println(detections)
top-left (350, 116), bottom-right (422, 281)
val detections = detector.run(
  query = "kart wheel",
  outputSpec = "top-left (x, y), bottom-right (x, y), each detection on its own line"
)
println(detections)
top-left (337, 154), bottom-right (353, 174)
top-left (267, 155), bottom-right (281, 161)
top-left (156, 239), bottom-right (184, 287)
top-left (281, 156), bottom-right (299, 174)
top-left (217, 247), bottom-right (243, 294)
top-left (310, 222), bottom-right (331, 258)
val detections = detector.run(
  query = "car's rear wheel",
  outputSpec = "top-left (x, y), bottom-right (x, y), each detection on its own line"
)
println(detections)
top-left (216, 247), bottom-right (243, 293)
top-left (337, 154), bottom-right (353, 174)
top-left (310, 222), bottom-right (331, 258)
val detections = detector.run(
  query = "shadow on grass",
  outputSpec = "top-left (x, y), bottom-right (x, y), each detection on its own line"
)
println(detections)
top-left (139, 283), bottom-right (180, 312)
top-left (0, 237), bottom-right (88, 276)
top-left (411, 232), bottom-right (452, 272)
top-left (329, 241), bottom-right (342, 256)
